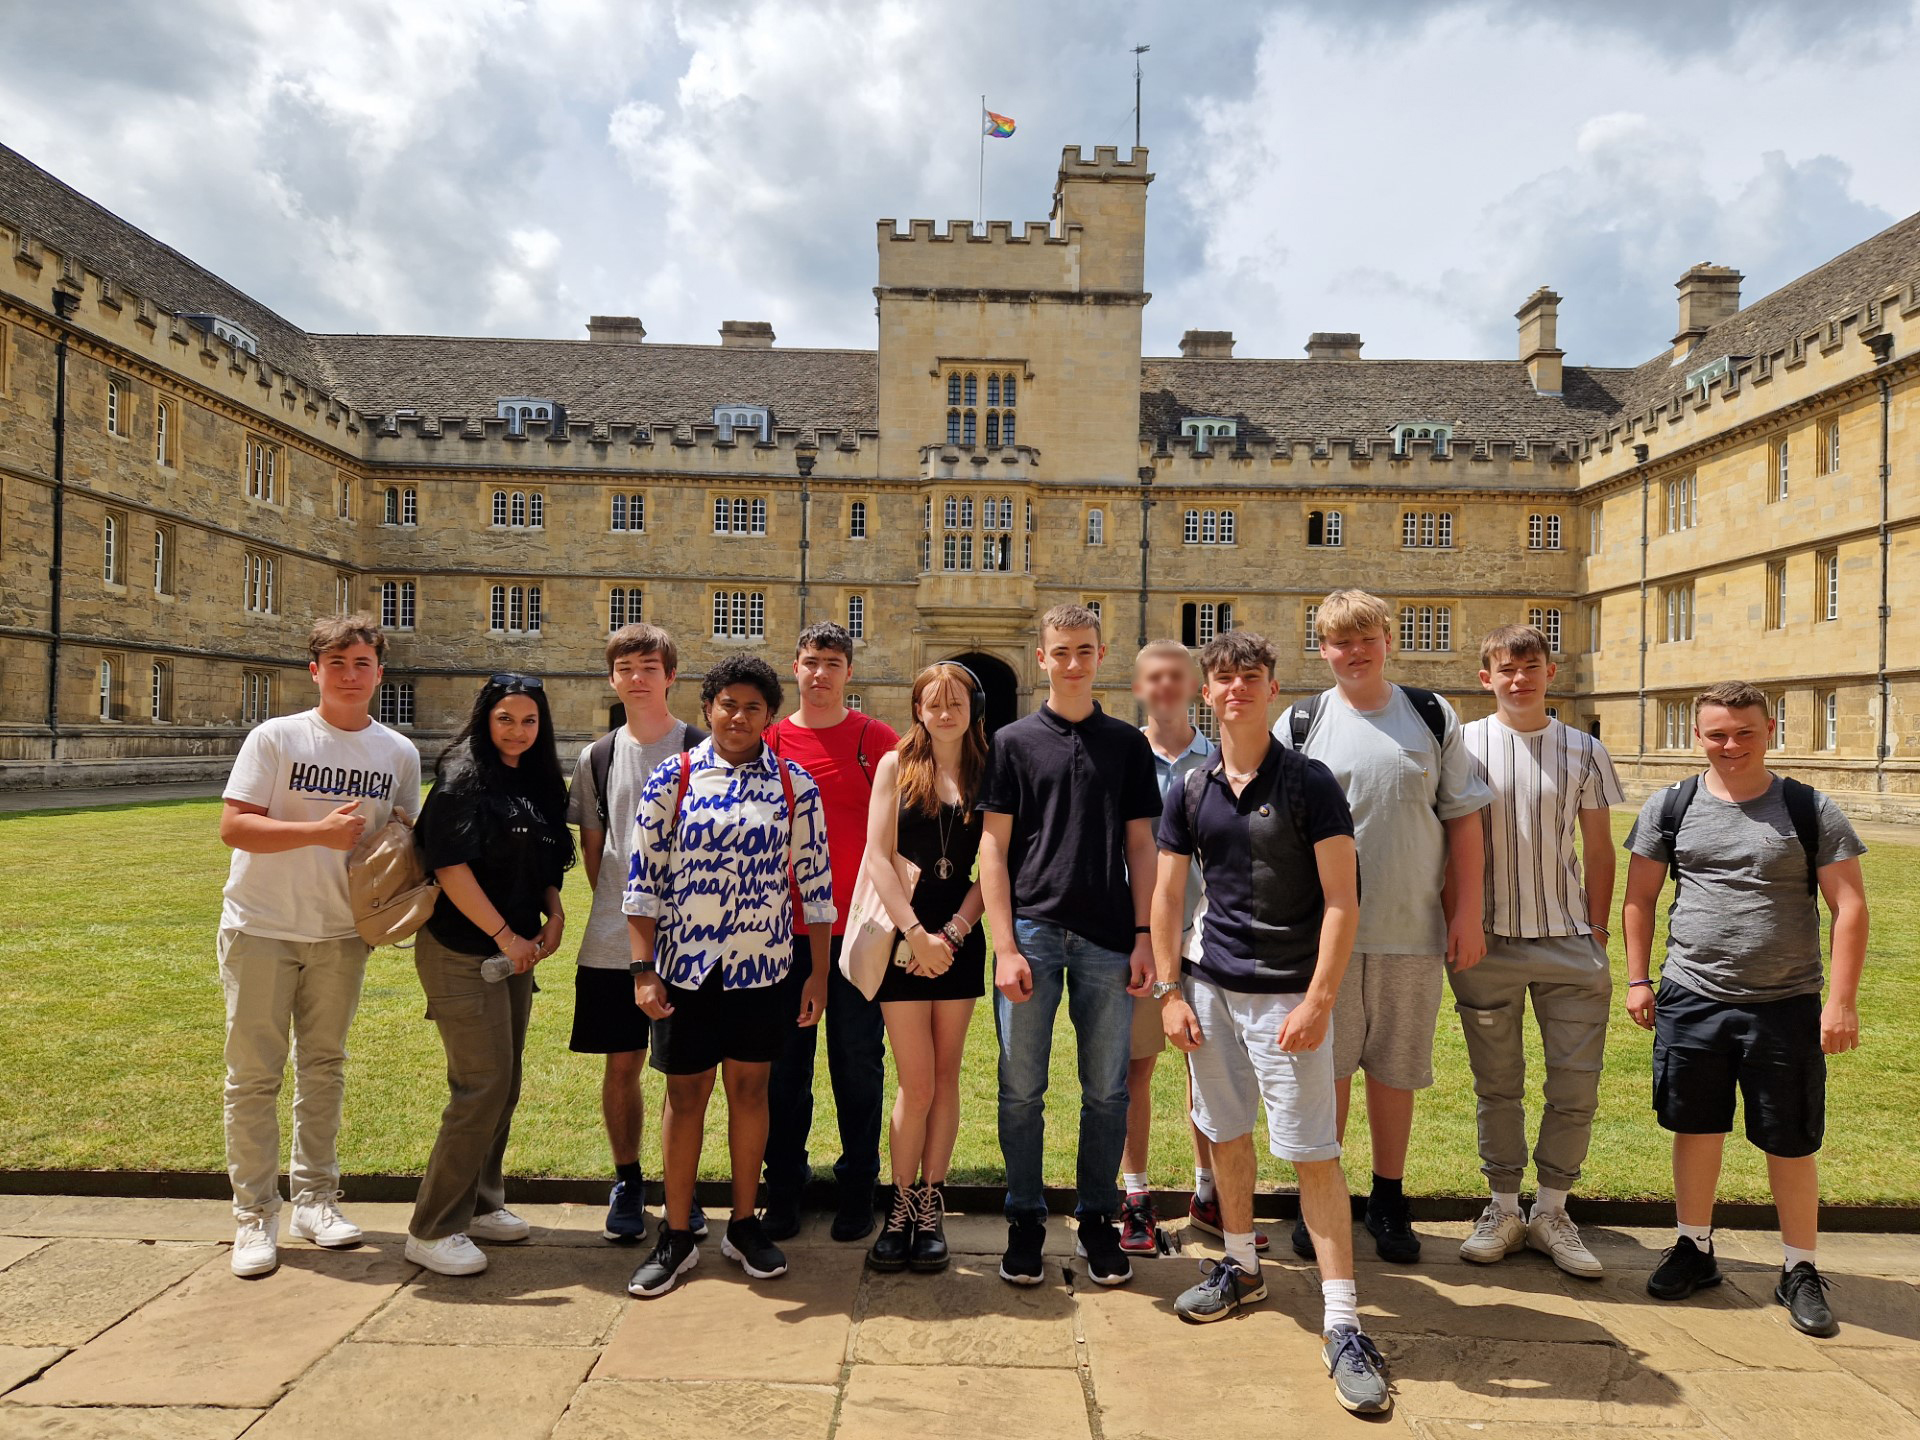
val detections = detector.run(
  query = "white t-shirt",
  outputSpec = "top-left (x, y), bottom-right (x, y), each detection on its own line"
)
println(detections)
top-left (565, 723), bottom-right (689, 970)
top-left (220, 710), bottom-right (422, 942)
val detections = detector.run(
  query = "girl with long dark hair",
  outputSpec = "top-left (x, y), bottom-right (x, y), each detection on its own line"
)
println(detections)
top-left (861, 662), bottom-right (989, 1273)
top-left (404, 673), bottom-right (574, 1276)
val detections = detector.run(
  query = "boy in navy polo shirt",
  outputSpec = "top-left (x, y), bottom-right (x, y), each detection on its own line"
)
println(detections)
top-left (1153, 630), bottom-right (1387, 1416)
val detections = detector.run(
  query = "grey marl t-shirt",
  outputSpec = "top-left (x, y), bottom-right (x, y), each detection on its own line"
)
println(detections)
top-left (1624, 776), bottom-right (1865, 1004)
top-left (567, 723), bottom-right (689, 970)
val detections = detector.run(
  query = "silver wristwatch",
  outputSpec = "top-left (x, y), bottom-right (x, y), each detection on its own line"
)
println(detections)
top-left (1151, 980), bottom-right (1181, 1001)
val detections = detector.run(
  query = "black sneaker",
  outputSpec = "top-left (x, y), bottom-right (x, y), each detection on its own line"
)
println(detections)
top-left (721, 1216), bottom-right (788, 1279)
top-left (866, 1187), bottom-right (914, 1273)
top-left (1000, 1218), bottom-right (1047, 1286)
top-left (1646, 1235), bottom-right (1721, 1300)
top-left (1364, 1192), bottom-right (1421, 1264)
top-left (831, 1186), bottom-right (876, 1243)
top-left (1290, 1215), bottom-right (1316, 1261)
top-left (603, 1179), bottom-right (647, 1244)
top-left (627, 1228), bottom-right (698, 1298)
top-left (760, 1195), bottom-right (801, 1242)
top-left (909, 1182), bottom-right (951, 1274)
top-left (1075, 1217), bottom-right (1134, 1287)
top-left (1775, 1261), bottom-right (1838, 1337)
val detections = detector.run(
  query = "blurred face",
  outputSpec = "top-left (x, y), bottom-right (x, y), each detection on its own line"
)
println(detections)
top-left (310, 642), bottom-right (381, 709)
top-left (1133, 653), bottom-right (1198, 722)
top-left (1481, 651), bottom-right (1555, 711)
top-left (1037, 625), bottom-right (1104, 692)
top-left (794, 645), bottom-right (850, 710)
top-left (917, 674), bottom-right (972, 743)
top-left (1204, 664), bottom-right (1279, 726)
top-left (1695, 702), bottom-right (1772, 777)
top-left (611, 650), bottom-right (671, 711)
top-left (1320, 627), bottom-right (1390, 687)
top-left (706, 684), bottom-right (773, 760)
top-left (489, 693), bottom-right (542, 765)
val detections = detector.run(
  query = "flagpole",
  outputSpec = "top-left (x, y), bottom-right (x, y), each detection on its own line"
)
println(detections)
top-left (977, 94), bottom-right (985, 233)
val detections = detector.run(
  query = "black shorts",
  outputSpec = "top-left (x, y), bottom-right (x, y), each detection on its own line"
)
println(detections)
top-left (648, 962), bottom-right (795, 1076)
top-left (1652, 980), bottom-right (1825, 1157)
top-left (569, 966), bottom-right (650, 1055)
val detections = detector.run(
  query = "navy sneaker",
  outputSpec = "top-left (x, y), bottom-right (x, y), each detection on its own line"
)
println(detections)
top-left (1364, 1192), bottom-right (1422, 1264)
top-left (689, 1202), bottom-right (710, 1240)
top-left (603, 1180), bottom-right (647, 1244)
top-left (1173, 1258), bottom-right (1267, 1323)
top-left (1075, 1217), bottom-right (1133, 1287)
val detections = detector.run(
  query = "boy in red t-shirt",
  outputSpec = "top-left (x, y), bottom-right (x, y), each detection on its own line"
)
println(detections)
top-left (761, 622), bottom-right (902, 1241)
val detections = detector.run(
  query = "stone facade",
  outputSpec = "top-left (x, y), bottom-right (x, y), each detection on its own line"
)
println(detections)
top-left (0, 140), bottom-right (1915, 815)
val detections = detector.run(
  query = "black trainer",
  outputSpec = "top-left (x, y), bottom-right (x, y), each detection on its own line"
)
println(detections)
top-left (1000, 1218), bottom-right (1047, 1286)
top-left (1646, 1235), bottom-right (1721, 1300)
top-left (1775, 1261), bottom-right (1838, 1337)
top-left (909, 1183), bottom-right (951, 1274)
top-left (1291, 1215), bottom-right (1316, 1260)
top-left (831, 1185), bottom-right (876, 1243)
top-left (866, 1187), bottom-right (913, 1273)
top-left (1364, 1192), bottom-right (1421, 1264)
top-left (627, 1228), bottom-right (699, 1298)
top-left (1075, 1216), bottom-right (1134, 1287)
top-left (760, 1194), bottom-right (801, 1243)
top-left (721, 1216), bottom-right (788, 1279)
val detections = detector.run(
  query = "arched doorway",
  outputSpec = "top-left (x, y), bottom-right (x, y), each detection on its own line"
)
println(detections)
top-left (944, 651), bottom-right (1021, 736)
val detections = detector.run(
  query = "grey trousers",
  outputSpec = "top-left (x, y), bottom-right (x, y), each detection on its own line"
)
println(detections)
top-left (410, 931), bottom-right (534, 1241)
top-left (218, 927), bottom-right (370, 1222)
top-left (1448, 933), bottom-right (1611, 1193)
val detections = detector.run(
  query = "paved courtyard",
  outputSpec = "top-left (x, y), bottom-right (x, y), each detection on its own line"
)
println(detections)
top-left (0, 1195), bottom-right (1915, 1438)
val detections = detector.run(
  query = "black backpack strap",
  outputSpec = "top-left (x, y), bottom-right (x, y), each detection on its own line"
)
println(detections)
top-left (587, 730), bottom-right (618, 833)
top-left (856, 715), bottom-right (877, 785)
top-left (1397, 685), bottom-right (1449, 749)
top-left (1286, 692), bottom-right (1322, 750)
top-left (1658, 774), bottom-right (1701, 890)
top-left (1181, 760), bottom-right (1214, 864)
top-left (1780, 777), bottom-right (1823, 895)
top-left (684, 723), bottom-right (710, 748)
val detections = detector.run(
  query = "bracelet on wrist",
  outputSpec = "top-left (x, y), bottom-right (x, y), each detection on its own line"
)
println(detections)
top-left (1627, 978), bottom-right (1655, 990)
top-left (906, 922), bottom-right (925, 936)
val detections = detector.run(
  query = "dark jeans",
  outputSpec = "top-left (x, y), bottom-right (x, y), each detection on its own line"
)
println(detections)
top-left (763, 935), bottom-right (885, 1208)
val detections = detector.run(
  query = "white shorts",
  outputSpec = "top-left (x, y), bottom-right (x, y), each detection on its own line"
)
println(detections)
top-left (1183, 973), bottom-right (1342, 1164)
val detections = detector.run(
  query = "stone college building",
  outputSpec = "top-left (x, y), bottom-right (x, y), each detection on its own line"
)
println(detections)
top-left (1, 142), bottom-right (1914, 816)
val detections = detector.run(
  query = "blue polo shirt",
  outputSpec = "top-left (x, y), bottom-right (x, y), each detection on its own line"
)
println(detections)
top-left (1146, 724), bottom-right (1213, 941)
top-left (1156, 741), bottom-right (1354, 993)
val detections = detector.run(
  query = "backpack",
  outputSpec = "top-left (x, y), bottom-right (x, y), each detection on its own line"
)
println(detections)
top-left (587, 721), bottom-right (709, 834)
top-left (347, 809), bottom-right (438, 947)
top-left (1655, 773), bottom-right (1822, 895)
top-left (1284, 685), bottom-right (1448, 752)
top-left (666, 749), bottom-right (806, 919)
top-left (766, 713), bottom-right (879, 788)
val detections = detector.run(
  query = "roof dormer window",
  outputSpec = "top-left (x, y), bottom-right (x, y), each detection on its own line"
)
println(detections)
top-left (1683, 354), bottom-right (1737, 394)
top-left (1389, 421), bottom-right (1452, 457)
top-left (714, 405), bottom-right (771, 442)
top-left (183, 313), bottom-right (259, 356)
top-left (497, 398), bottom-right (554, 436)
top-left (1180, 417), bottom-right (1236, 454)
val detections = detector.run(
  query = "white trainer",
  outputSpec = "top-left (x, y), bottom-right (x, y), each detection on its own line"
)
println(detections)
top-left (289, 1196), bottom-right (363, 1249)
top-left (231, 1217), bottom-right (279, 1278)
top-left (467, 1208), bottom-right (532, 1243)
top-left (1527, 1207), bottom-right (1603, 1279)
top-left (1458, 1201), bottom-right (1527, 1265)
top-left (405, 1232), bottom-right (489, 1276)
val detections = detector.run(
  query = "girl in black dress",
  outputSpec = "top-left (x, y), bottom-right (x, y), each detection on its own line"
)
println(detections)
top-left (863, 662), bottom-right (988, 1273)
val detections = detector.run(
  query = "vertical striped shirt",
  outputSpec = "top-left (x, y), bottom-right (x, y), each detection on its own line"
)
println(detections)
top-left (1461, 716), bottom-right (1624, 939)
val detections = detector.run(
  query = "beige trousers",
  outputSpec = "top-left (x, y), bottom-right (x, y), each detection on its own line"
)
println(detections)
top-left (217, 927), bottom-right (371, 1222)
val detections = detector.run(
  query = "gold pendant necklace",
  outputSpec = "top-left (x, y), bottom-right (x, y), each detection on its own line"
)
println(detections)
top-left (934, 796), bottom-right (958, 880)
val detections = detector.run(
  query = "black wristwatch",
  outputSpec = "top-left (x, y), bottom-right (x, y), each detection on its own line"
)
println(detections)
top-left (629, 959), bottom-right (657, 976)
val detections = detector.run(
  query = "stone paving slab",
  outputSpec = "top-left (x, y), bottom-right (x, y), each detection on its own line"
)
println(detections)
top-left (837, 1365), bottom-right (1093, 1440)
top-left (1674, 1367), bottom-right (1920, 1439)
top-left (1358, 1260), bottom-right (1612, 1344)
top-left (245, 1342), bottom-right (595, 1440)
top-left (1723, 1267), bottom-right (1920, 1347)
top-left (1568, 1268), bottom-right (1840, 1372)
top-left (1380, 1336), bottom-right (1704, 1428)
top-left (854, 1257), bottom-right (1078, 1367)
top-left (0, 1352), bottom-right (62, 1397)
top-left (4, 1199), bottom-right (238, 1244)
top-left (0, 1241), bottom-right (215, 1347)
top-left (0, 1241), bottom-right (46, 1273)
top-left (8, 1243), bottom-right (412, 1409)
top-left (1831, 1346), bottom-right (1920, 1414)
top-left (1412, 1425), bottom-right (1706, 1440)
top-left (357, 1244), bottom-right (629, 1348)
top-left (0, 1407), bottom-right (264, 1439)
top-left (552, 1379), bottom-right (838, 1440)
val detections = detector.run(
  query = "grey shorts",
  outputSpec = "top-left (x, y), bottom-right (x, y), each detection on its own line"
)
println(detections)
top-left (1331, 951), bottom-right (1446, 1091)
top-left (1183, 974), bottom-right (1341, 1164)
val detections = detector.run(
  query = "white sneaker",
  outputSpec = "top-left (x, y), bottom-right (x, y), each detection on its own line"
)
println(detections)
top-left (405, 1232), bottom-right (489, 1276)
top-left (1458, 1201), bottom-right (1527, 1265)
top-left (231, 1217), bottom-right (279, 1278)
top-left (1527, 1207), bottom-right (1603, 1279)
top-left (467, 1208), bottom-right (532, 1243)
top-left (289, 1196), bottom-right (363, 1249)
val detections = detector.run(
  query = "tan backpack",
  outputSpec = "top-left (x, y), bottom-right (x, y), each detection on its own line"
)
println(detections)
top-left (347, 810), bottom-right (438, 947)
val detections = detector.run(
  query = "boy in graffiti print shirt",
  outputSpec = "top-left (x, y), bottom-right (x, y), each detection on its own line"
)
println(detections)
top-left (621, 655), bottom-right (835, 1299)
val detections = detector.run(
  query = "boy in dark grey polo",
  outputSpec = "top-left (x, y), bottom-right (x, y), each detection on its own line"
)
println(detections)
top-left (1622, 681), bottom-right (1868, 1338)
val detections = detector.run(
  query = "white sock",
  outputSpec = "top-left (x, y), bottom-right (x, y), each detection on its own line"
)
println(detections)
top-left (1122, 1172), bottom-right (1150, 1197)
top-left (1677, 1220), bottom-right (1712, 1249)
top-left (1491, 1190), bottom-right (1522, 1217)
top-left (1533, 1186), bottom-right (1570, 1217)
top-left (1194, 1168), bottom-right (1216, 1204)
top-left (1321, 1278), bottom-right (1360, 1334)
top-left (1783, 1243), bottom-right (1817, 1271)
top-left (1224, 1230), bottom-right (1259, 1272)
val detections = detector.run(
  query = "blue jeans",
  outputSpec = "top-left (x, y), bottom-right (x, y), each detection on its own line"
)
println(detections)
top-left (995, 918), bottom-right (1134, 1225)
top-left (763, 936), bottom-right (886, 1206)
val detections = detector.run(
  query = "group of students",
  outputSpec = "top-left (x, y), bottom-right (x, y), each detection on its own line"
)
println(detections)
top-left (215, 589), bottom-right (1870, 1419)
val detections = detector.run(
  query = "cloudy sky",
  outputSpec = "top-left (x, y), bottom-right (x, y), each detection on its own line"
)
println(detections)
top-left (3, 0), bottom-right (1916, 366)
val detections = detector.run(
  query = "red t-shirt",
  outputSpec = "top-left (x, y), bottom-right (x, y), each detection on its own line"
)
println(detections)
top-left (767, 711), bottom-right (900, 936)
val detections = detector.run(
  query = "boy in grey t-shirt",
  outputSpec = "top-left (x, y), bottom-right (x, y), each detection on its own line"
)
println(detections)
top-left (1622, 681), bottom-right (1868, 1338)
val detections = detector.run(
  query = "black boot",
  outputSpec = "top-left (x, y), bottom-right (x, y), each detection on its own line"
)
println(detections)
top-left (866, 1185), bottom-right (913, 1272)
top-left (909, 1182), bottom-right (950, 1273)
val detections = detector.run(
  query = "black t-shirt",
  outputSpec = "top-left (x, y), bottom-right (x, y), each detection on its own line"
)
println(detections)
top-left (1156, 744), bottom-right (1354, 993)
top-left (977, 702), bottom-right (1163, 954)
top-left (416, 764), bottom-right (573, 955)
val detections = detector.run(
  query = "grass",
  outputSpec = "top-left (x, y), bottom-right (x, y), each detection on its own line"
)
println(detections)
top-left (1, 798), bottom-right (1915, 1205)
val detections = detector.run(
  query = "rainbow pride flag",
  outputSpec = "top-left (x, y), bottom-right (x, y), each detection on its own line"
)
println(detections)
top-left (982, 108), bottom-right (1016, 138)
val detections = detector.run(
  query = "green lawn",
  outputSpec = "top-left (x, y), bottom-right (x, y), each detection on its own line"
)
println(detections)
top-left (1, 798), bottom-right (1914, 1205)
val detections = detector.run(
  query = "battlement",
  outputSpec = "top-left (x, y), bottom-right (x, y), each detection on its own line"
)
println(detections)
top-left (878, 218), bottom-right (1077, 247)
top-left (1057, 145), bottom-right (1151, 179)
top-left (361, 413), bottom-right (879, 477)
top-left (919, 442), bottom-right (1042, 481)
top-left (1143, 430), bottom-right (1580, 485)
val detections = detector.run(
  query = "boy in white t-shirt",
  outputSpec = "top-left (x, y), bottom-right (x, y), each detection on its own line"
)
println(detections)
top-left (217, 614), bottom-right (421, 1278)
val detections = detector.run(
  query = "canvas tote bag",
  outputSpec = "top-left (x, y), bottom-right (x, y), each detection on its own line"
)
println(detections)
top-left (839, 850), bottom-right (922, 1000)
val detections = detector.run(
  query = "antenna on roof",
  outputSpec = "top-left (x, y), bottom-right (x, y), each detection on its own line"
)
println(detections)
top-left (1132, 45), bottom-right (1150, 150)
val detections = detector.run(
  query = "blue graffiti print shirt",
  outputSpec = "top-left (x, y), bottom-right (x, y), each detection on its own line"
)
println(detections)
top-left (622, 738), bottom-right (836, 990)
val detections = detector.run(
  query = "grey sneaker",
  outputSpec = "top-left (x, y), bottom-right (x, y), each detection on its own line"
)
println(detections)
top-left (1173, 1258), bottom-right (1267, 1323)
top-left (1322, 1324), bottom-right (1390, 1415)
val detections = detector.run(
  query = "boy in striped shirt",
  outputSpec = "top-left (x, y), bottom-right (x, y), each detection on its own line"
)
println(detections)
top-left (1453, 623), bottom-right (1623, 1277)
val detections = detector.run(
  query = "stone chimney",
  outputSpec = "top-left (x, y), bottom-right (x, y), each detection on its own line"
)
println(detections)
top-left (1672, 264), bottom-right (1742, 356)
top-left (1516, 286), bottom-right (1564, 395)
top-left (719, 320), bottom-right (776, 349)
top-left (1305, 332), bottom-right (1364, 361)
top-left (1178, 329), bottom-right (1235, 359)
top-left (586, 315), bottom-right (646, 344)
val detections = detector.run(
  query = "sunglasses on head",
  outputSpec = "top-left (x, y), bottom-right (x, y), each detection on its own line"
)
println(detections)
top-left (489, 672), bottom-right (544, 691)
